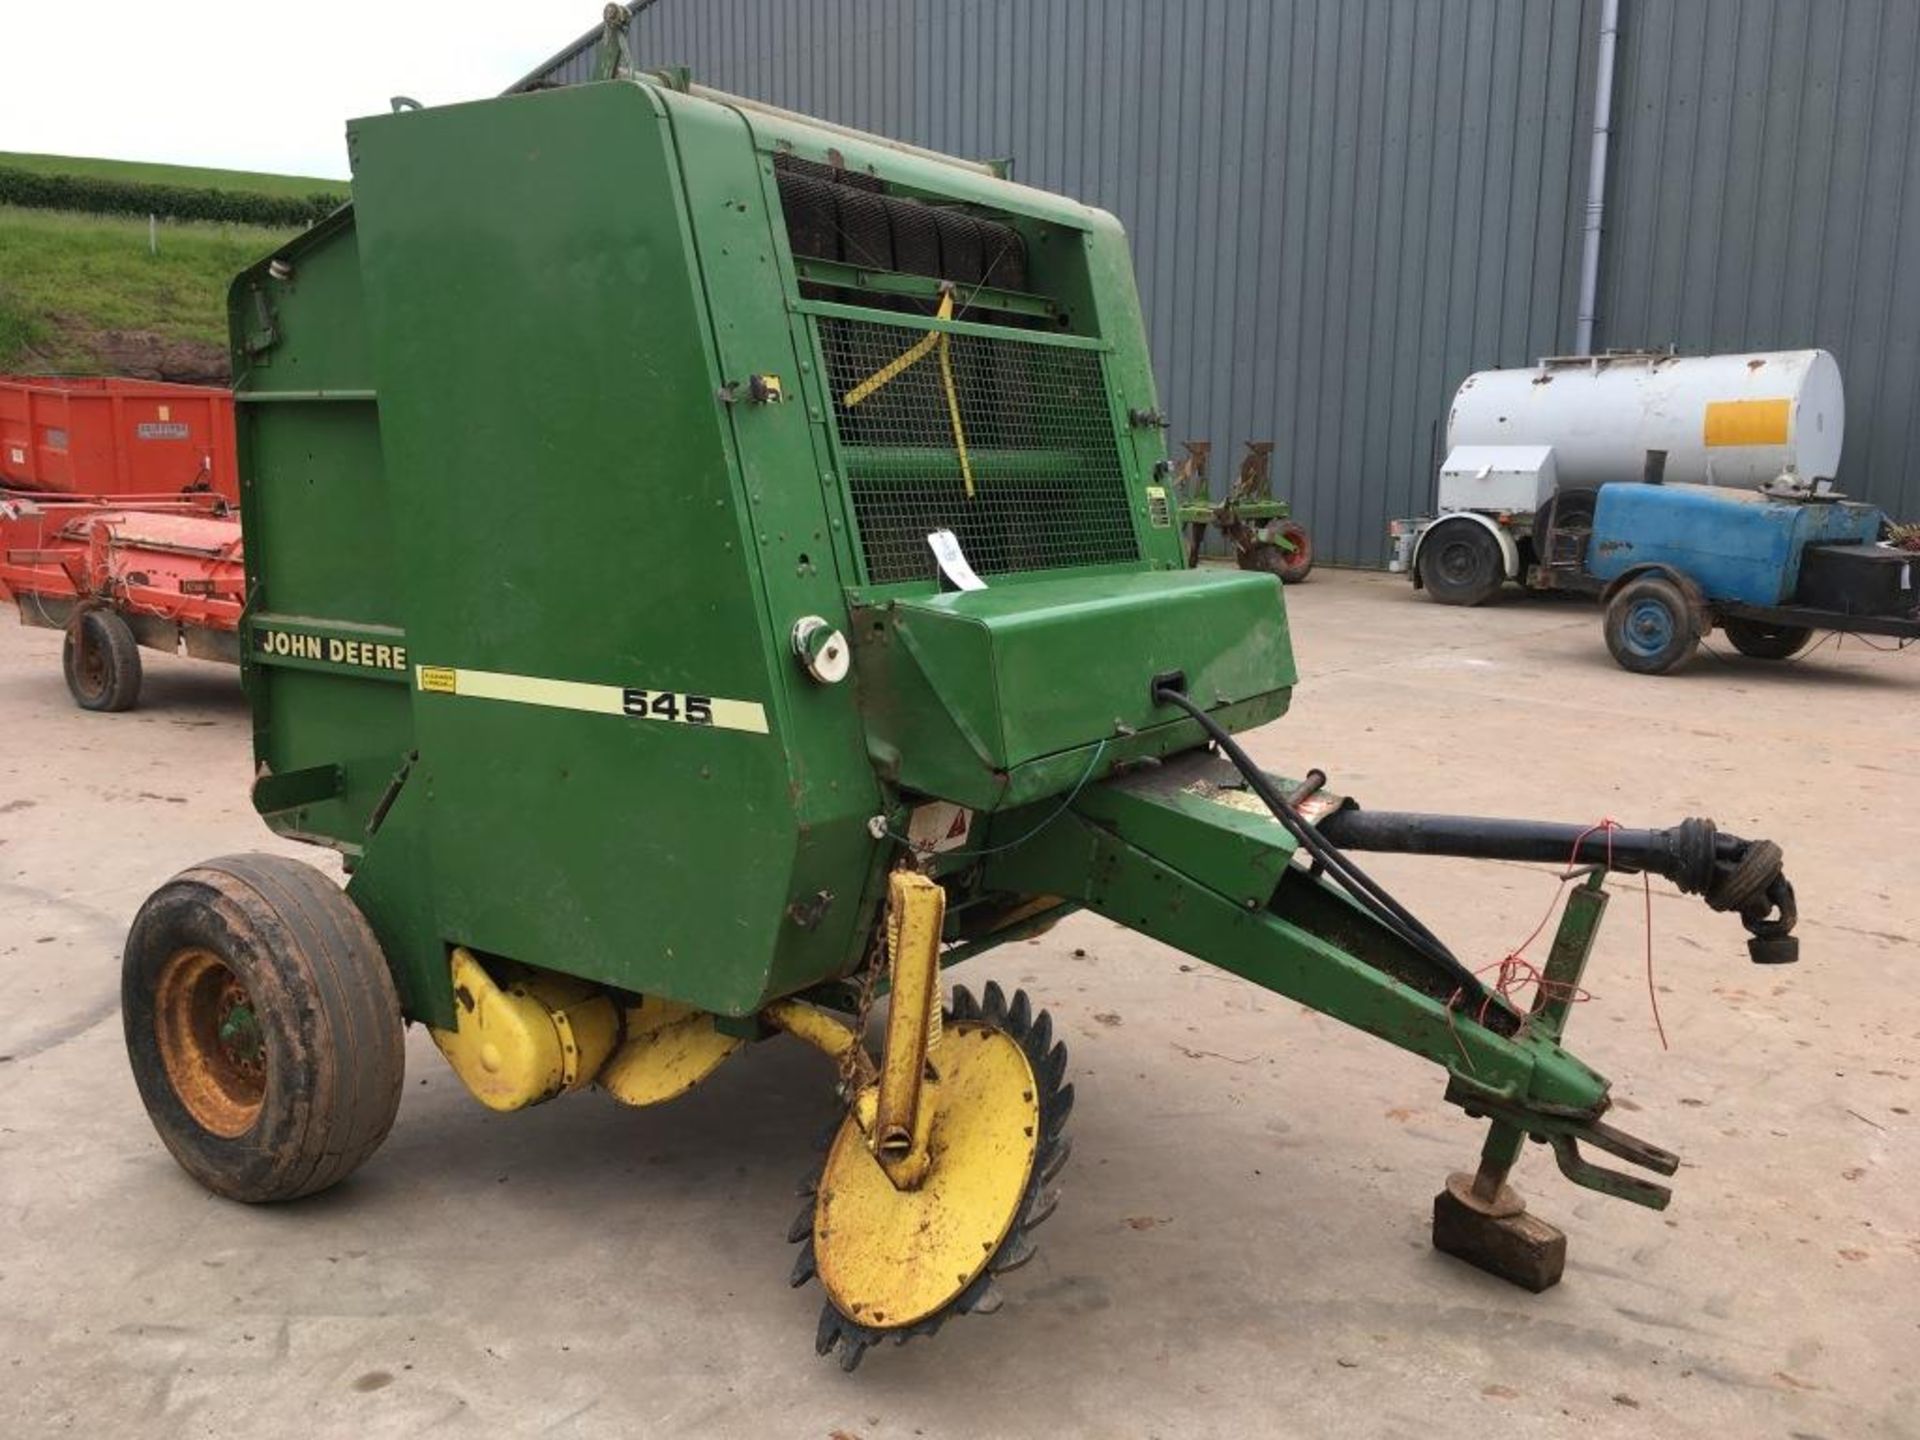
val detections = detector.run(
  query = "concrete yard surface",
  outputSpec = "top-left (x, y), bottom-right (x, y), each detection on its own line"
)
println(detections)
top-left (1, 570), bottom-right (1915, 1439)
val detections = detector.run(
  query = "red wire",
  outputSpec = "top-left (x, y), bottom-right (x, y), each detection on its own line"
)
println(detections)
top-left (1642, 870), bottom-right (1666, 1049)
top-left (1444, 815), bottom-right (1668, 1056)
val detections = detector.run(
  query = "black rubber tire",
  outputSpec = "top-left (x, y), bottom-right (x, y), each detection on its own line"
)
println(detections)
top-left (1603, 575), bottom-right (1701, 675)
top-left (1417, 521), bottom-right (1504, 605)
top-left (1240, 523), bottom-right (1315, 585)
top-left (62, 608), bottom-right (142, 712)
top-left (1530, 486), bottom-right (1598, 559)
top-left (123, 854), bottom-right (405, 1203)
top-left (1721, 617), bottom-right (1814, 660)
top-left (1274, 520), bottom-right (1314, 583)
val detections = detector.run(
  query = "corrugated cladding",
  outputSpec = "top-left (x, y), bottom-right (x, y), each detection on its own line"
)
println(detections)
top-left (1599, 0), bottom-right (1920, 520)
top-left (527, 0), bottom-right (1919, 562)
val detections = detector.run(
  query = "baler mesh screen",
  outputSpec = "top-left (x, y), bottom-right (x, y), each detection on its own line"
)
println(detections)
top-left (815, 315), bottom-right (1140, 585)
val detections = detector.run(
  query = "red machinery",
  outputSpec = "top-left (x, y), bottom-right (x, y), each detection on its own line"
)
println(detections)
top-left (0, 376), bottom-right (244, 711)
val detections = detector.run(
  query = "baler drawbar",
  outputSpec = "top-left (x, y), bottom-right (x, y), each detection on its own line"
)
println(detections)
top-left (120, 42), bottom-right (1803, 1372)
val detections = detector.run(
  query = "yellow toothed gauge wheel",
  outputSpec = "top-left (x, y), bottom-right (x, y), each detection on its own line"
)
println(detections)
top-left (790, 981), bottom-right (1072, 1371)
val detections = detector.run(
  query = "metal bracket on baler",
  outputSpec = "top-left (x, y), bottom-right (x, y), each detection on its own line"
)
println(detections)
top-left (1445, 1082), bottom-right (1682, 1211)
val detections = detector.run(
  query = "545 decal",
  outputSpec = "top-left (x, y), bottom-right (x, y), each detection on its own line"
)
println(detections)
top-left (623, 688), bottom-right (714, 726)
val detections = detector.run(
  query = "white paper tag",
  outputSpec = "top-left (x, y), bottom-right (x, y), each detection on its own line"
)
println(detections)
top-left (928, 529), bottom-right (987, 591)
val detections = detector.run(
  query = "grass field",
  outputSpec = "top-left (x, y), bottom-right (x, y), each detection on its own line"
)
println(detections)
top-left (0, 151), bottom-right (348, 200)
top-left (0, 151), bottom-right (337, 378)
top-left (0, 206), bottom-right (299, 376)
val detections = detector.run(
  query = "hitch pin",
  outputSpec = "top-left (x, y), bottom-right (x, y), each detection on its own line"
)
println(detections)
top-left (1284, 769), bottom-right (1327, 807)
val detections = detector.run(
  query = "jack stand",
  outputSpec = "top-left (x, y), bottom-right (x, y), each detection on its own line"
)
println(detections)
top-left (1433, 1122), bottom-right (1566, 1291)
top-left (1432, 868), bottom-right (1608, 1291)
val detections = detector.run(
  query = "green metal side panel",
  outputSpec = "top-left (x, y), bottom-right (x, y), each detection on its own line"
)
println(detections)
top-left (654, 88), bottom-right (894, 1003)
top-left (229, 211), bottom-right (449, 1021)
top-left (322, 82), bottom-right (880, 1018)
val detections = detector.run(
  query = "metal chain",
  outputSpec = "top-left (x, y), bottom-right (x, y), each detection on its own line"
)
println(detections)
top-left (838, 913), bottom-right (889, 1099)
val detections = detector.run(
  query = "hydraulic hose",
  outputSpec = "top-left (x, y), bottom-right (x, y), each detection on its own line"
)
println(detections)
top-left (1149, 685), bottom-right (1499, 1012)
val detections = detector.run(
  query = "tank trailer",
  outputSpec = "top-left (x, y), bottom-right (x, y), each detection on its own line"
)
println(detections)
top-left (1392, 350), bottom-right (1920, 673)
top-left (122, 69), bottom-right (1799, 1368)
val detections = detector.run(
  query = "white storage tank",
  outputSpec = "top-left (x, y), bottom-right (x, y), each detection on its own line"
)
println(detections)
top-left (1446, 349), bottom-right (1845, 491)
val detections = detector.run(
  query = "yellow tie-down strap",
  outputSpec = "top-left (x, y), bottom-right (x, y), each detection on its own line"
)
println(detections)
top-left (841, 288), bottom-right (976, 499)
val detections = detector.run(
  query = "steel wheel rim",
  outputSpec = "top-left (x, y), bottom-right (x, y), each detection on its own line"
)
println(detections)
top-left (73, 629), bottom-right (108, 699)
top-left (153, 947), bottom-right (267, 1138)
top-left (1436, 539), bottom-right (1481, 585)
top-left (1278, 522), bottom-right (1312, 570)
top-left (1624, 597), bottom-right (1675, 656)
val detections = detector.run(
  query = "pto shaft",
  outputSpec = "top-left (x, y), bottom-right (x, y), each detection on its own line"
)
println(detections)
top-left (1314, 810), bottom-right (1734, 875)
top-left (1315, 808), bottom-right (1798, 964)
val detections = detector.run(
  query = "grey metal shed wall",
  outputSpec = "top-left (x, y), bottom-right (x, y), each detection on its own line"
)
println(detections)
top-left (1599, 0), bottom-right (1920, 519)
top-left (527, 0), bottom-right (1919, 562)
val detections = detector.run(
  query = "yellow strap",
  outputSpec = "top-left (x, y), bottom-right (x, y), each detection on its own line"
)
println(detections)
top-left (840, 290), bottom-right (976, 499)
top-left (842, 291), bottom-right (953, 407)
top-left (936, 332), bottom-right (975, 499)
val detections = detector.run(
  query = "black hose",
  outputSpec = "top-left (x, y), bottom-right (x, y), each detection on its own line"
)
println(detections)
top-left (1150, 686), bottom-right (1497, 1011)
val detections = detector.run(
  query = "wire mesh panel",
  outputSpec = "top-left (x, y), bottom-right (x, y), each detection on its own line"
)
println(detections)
top-left (815, 314), bottom-right (1139, 585)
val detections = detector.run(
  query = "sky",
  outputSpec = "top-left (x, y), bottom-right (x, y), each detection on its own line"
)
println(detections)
top-left (0, 1), bottom-right (601, 180)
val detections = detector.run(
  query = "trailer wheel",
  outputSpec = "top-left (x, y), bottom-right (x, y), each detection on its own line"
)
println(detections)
top-left (1721, 618), bottom-right (1814, 660)
top-left (1417, 521), bottom-right (1503, 605)
top-left (1267, 521), bottom-right (1314, 583)
top-left (63, 608), bottom-right (142, 712)
top-left (1241, 524), bottom-right (1314, 585)
top-left (123, 854), bottom-right (405, 1203)
top-left (1604, 575), bottom-right (1700, 675)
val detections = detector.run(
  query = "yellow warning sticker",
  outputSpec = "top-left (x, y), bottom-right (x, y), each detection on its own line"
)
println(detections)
top-left (1703, 398), bottom-right (1790, 447)
top-left (417, 665), bottom-right (458, 694)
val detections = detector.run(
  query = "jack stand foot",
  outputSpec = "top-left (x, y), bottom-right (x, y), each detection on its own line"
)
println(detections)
top-left (1431, 1171), bottom-right (1566, 1293)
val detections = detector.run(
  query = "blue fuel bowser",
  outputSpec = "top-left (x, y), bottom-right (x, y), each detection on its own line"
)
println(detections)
top-left (1545, 482), bottom-right (1917, 673)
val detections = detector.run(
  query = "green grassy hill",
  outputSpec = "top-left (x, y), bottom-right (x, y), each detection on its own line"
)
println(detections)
top-left (0, 152), bottom-right (348, 201)
top-left (0, 154), bottom-right (344, 382)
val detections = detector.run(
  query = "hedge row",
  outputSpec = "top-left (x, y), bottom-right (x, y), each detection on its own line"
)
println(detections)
top-left (0, 167), bottom-right (340, 227)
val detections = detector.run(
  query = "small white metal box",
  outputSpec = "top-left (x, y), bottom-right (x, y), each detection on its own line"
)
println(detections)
top-left (1438, 444), bottom-right (1558, 513)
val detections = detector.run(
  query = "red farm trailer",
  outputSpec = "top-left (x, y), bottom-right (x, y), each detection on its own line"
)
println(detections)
top-left (0, 376), bottom-right (244, 711)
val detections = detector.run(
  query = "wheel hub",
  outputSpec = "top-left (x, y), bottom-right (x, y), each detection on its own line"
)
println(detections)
top-left (74, 633), bottom-right (107, 696)
top-left (1438, 540), bottom-right (1478, 583)
top-left (1626, 598), bottom-right (1674, 654)
top-left (153, 948), bottom-right (267, 1138)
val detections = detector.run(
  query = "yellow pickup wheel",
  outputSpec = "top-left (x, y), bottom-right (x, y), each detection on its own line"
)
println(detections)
top-left (791, 982), bottom-right (1072, 1370)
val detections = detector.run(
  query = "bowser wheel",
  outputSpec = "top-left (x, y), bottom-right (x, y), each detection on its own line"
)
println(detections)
top-left (1604, 576), bottom-right (1700, 675)
top-left (1417, 521), bottom-right (1503, 605)
top-left (123, 854), bottom-right (405, 1202)
top-left (1721, 618), bottom-right (1813, 660)
top-left (63, 608), bottom-right (142, 712)
top-left (792, 982), bottom-right (1072, 1371)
